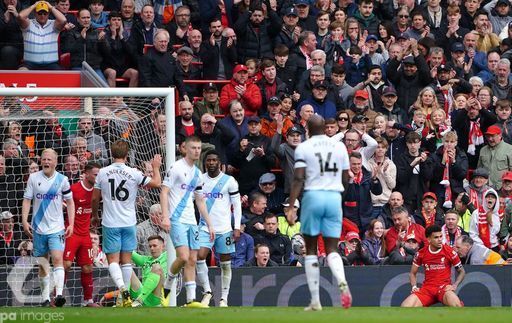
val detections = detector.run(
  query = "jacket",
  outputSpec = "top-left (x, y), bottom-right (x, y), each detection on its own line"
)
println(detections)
top-left (478, 141), bottom-right (512, 190)
top-left (232, 232), bottom-right (254, 268)
top-left (138, 48), bottom-right (181, 88)
top-left (386, 246), bottom-right (416, 265)
top-left (353, 10), bottom-right (380, 35)
top-left (219, 79), bottom-right (262, 116)
top-left (469, 188), bottom-right (501, 248)
top-left (385, 223), bottom-right (427, 254)
top-left (271, 133), bottom-right (297, 194)
top-left (361, 237), bottom-right (386, 265)
top-left (413, 208), bottom-right (445, 228)
top-left (202, 37), bottom-right (237, 80)
top-left (430, 145), bottom-right (468, 205)
top-left (254, 229), bottom-right (292, 266)
top-left (60, 25), bottom-right (107, 69)
top-left (218, 116), bottom-right (249, 164)
top-left (367, 157), bottom-right (396, 206)
top-left (129, 20), bottom-right (159, 56)
top-left (296, 96), bottom-right (337, 119)
top-left (343, 168), bottom-right (383, 232)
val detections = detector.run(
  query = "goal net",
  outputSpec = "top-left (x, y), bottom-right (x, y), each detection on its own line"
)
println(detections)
top-left (0, 87), bottom-right (176, 306)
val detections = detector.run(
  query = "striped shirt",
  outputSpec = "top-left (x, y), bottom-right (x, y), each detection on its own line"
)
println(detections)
top-left (22, 19), bottom-right (59, 64)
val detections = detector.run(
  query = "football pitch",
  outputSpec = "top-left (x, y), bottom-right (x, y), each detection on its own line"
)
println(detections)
top-left (1, 307), bottom-right (511, 323)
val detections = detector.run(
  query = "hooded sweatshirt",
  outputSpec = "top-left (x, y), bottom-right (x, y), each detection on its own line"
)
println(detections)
top-left (469, 188), bottom-right (501, 248)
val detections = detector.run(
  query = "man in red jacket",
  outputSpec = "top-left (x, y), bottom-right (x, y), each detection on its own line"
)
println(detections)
top-left (385, 206), bottom-right (428, 254)
top-left (220, 64), bottom-right (262, 116)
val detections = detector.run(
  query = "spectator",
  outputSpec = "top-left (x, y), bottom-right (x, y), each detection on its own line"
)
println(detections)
top-left (377, 87), bottom-right (408, 125)
top-left (90, 231), bottom-right (108, 268)
top-left (220, 64), bottom-right (263, 117)
top-left (233, 2), bottom-right (281, 63)
top-left (0, 211), bottom-right (23, 265)
top-left (477, 125), bottom-right (512, 189)
top-left (257, 60), bottom-right (289, 110)
top-left (385, 206), bottom-right (428, 254)
top-left (315, 10), bottom-right (330, 47)
top-left (297, 80), bottom-right (337, 119)
top-left (338, 128), bottom-right (378, 171)
top-left (89, 0), bottom-right (108, 28)
top-left (187, 29), bottom-right (207, 62)
top-left (275, 7), bottom-right (300, 51)
top-left (130, 4), bottom-right (160, 57)
top-left (412, 192), bottom-right (445, 228)
top-left (0, 0), bottom-right (23, 69)
top-left (69, 136), bottom-right (92, 172)
top-left (455, 192), bottom-right (476, 234)
top-left (353, 0), bottom-right (379, 35)
top-left (254, 172), bottom-right (285, 216)
top-left (338, 231), bottom-right (373, 266)
top-left (454, 235), bottom-right (505, 264)
top-left (403, 11), bottom-right (434, 40)
top-left (383, 120), bottom-right (408, 164)
top-left (439, 5), bottom-right (469, 51)
top-left (175, 101), bottom-right (199, 142)
top-left (442, 209), bottom-right (468, 247)
top-left (54, 0), bottom-right (77, 26)
top-left (368, 137), bottom-right (397, 219)
top-left (196, 113), bottom-right (235, 167)
top-left (193, 83), bottom-right (221, 120)
top-left (175, 46), bottom-right (202, 100)
top-left (164, 5), bottom-right (190, 44)
top-left (395, 131), bottom-right (434, 213)
top-left (296, 63), bottom-right (342, 107)
top-left (289, 31), bottom-right (317, 83)
top-left (386, 232), bottom-right (420, 265)
top-left (218, 100), bottom-right (249, 165)
top-left (378, 192), bottom-right (405, 229)
top-left (344, 45), bottom-right (372, 87)
top-left (136, 204), bottom-right (168, 255)
top-left (120, 0), bottom-right (136, 37)
top-left (324, 118), bottom-right (339, 137)
top-left (343, 151), bottom-right (382, 233)
top-left (473, 11), bottom-right (500, 52)
top-left (202, 19), bottom-right (237, 80)
top-left (362, 219), bottom-right (387, 265)
top-left (278, 198), bottom-right (301, 239)
top-left (232, 116), bottom-right (275, 195)
top-left (17, 1), bottom-right (66, 70)
top-left (243, 192), bottom-right (268, 238)
top-left (254, 214), bottom-right (292, 266)
top-left (294, 0), bottom-right (316, 35)
top-left (274, 45), bottom-right (298, 93)
top-left (63, 154), bottom-right (81, 184)
top-left (346, 90), bottom-right (379, 129)
top-left (461, 32), bottom-right (488, 76)
top-left (296, 104), bottom-right (314, 138)
top-left (499, 236), bottom-right (512, 262)
top-left (330, 65), bottom-right (354, 108)
top-left (290, 233), bottom-right (306, 266)
top-left (494, 99), bottom-right (512, 144)
top-left (243, 243), bottom-right (279, 267)
top-left (469, 188), bottom-right (501, 251)
top-left (103, 11), bottom-right (139, 88)
top-left (261, 96), bottom-right (294, 140)
top-left (271, 125), bottom-right (302, 195)
top-left (138, 29), bottom-right (181, 88)
top-left (231, 217), bottom-right (254, 268)
top-left (69, 114), bottom-right (108, 166)
top-left (477, 50), bottom-right (500, 83)
top-left (430, 131), bottom-right (468, 208)
top-left (33, 108), bottom-right (69, 160)
top-left (500, 193), bottom-right (512, 244)
top-left (485, 58), bottom-right (512, 100)
top-left (483, 0), bottom-right (512, 39)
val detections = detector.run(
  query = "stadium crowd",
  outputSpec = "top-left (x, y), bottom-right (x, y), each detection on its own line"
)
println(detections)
top-left (2, 0), bottom-right (512, 275)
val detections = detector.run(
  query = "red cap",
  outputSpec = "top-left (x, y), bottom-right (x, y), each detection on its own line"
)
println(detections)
top-left (345, 231), bottom-right (361, 242)
top-left (406, 233), bottom-right (417, 241)
top-left (485, 125), bottom-right (502, 135)
top-left (354, 90), bottom-right (369, 99)
top-left (502, 171), bottom-right (512, 182)
top-left (422, 192), bottom-right (437, 201)
top-left (233, 64), bottom-right (248, 74)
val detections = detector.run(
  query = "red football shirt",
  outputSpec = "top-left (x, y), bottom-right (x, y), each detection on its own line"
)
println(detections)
top-left (68, 181), bottom-right (93, 236)
top-left (413, 244), bottom-right (462, 287)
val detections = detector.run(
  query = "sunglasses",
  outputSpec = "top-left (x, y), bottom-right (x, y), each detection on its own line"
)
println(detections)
top-left (261, 182), bottom-right (275, 186)
top-left (399, 14), bottom-right (409, 18)
top-left (338, 117), bottom-right (348, 121)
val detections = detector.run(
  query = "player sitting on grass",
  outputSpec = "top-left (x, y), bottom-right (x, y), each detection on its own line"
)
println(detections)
top-left (401, 224), bottom-right (465, 307)
top-left (130, 235), bottom-right (167, 307)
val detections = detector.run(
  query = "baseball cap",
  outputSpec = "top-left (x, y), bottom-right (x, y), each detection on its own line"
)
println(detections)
top-left (352, 115), bottom-right (369, 123)
top-left (397, 32), bottom-right (409, 40)
top-left (503, 171), bottom-right (512, 182)
top-left (422, 192), bottom-right (437, 201)
top-left (313, 80), bottom-right (328, 89)
top-left (451, 42), bottom-right (465, 53)
top-left (406, 233), bottom-right (418, 242)
top-left (259, 172), bottom-right (276, 185)
top-left (437, 63), bottom-right (453, 73)
top-left (472, 167), bottom-right (490, 179)
top-left (35, 1), bottom-right (49, 12)
top-left (177, 46), bottom-right (193, 55)
top-left (354, 89), bottom-right (369, 99)
top-left (497, 0), bottom-right (510, 6)
top-left (282, 197), bottom-right (300, 208)
top-left (268, 96), bottom-right (281, 105)
top-left (287, 126), bottom-right (303, 136)
top-left (285, 7), bottom-right (299, 16)
top-left (345, 231), bottom-right (361, 242)
top-left (0, 211), bottom-right (14, 221)
top-left (485, 125), bottom-right (502, 135)
top-left (233, 64), bottom-right (248, 74)
top-left (381, 86), bottom-right (397, 97)
top-left (366, 34), bottom-right (378, 42)
top-left (294, 0), bottom-right (309, 6)
top-left (203, 82), bottom-right (218, 92)
top-left (247, 115), bottom-right (260, 123)
top-left (402, 56), bottom-right (416, 65)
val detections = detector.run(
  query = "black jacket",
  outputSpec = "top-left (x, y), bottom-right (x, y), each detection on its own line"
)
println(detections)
top-left (254, 229), bottom-right (292, 266)
top-left (430, 145), bottom-right (468, 206)
top-left (202, 38), bottom-right (237, 80)
top-left (130, 20), bottom-right (159, 57)
top-left (412, 208), bottom-right (445, 228)
top-left (102, 28), bottom-right (137, 71)
top-left (386, 246), bottom-right (416, 265)
top-left (138, 47), bottom-right (182, 88)
top-left (60, 25), bottom-right (107, 69)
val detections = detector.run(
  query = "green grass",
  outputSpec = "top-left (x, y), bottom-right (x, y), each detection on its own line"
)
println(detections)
top-left (0, 307), bottom-right (511, 323)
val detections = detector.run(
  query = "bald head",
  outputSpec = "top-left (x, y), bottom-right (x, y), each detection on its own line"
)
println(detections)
top-left (308, 115), bottom-right (325, 136)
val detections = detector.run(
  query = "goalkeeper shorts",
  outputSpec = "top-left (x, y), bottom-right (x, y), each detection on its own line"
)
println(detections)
top-left (130, 287), bottom-right (163, 307)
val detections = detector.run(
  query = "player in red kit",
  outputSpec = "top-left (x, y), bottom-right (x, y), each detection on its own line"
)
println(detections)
top-left (63, 162), bottom-right (101, 307)
top-left (401, 224), bottom-right (465, 307)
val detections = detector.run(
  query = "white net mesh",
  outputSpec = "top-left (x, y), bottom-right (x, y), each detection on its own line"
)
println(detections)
top-left (0, 91), bottom-right (172, 306)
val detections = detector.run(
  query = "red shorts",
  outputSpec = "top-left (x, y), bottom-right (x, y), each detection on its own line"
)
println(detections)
top-left (64, 234), bottom-right (93, 266)
top-left (414, 284), bottom-right (448, 307)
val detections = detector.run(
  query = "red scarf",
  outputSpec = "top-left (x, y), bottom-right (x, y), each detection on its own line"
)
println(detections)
top-left (0, 231), bottom-right (13, 245)
top-left (442, 224), bottom-right (461, 247)
top-left (421, 209), bottom-right (436, 227)
top-left (467, 119), bottom-right (483, 155)
top-left (469, 188), bottom-right (480, 210)
top-left (477, 206), bottom-right (492, 248)
top-left (353, 171), bottom-right (363, 185)
top-left (440, 151), bottom-right (453, 208)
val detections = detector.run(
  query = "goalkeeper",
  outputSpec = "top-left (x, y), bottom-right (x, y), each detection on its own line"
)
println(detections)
top-left (130, 235), bottom-right (167, 307)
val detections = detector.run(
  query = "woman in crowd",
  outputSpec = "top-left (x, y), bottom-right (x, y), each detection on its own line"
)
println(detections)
top-left (362, 219), bottom-right (387, 265)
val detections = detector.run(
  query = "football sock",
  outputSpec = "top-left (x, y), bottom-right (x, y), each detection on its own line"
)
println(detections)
top-left (184, 281), bottom-right (197, 303)
top-left (220, 260), bottom-right (232, 300)
top-left (138, 272), bottom-right (161, 303)
top-left (40, 274), bottom-right (50, 302)
top-left (327, 252), bottom-right (347, 285)
top-left (81, 271), bottom-right (94, 301)
top-left (305, 255), bottom-right (320, 305)
top-left (121, 264), bottom-right (133, 290)
top-left (54, 267), bottom-right (65, 296)
top-left (108, 262), bottom-right (125, 290)
top-left (163, 272), bottom-right (177, 291)
top-left (196, 260), bottom-right (211, 293)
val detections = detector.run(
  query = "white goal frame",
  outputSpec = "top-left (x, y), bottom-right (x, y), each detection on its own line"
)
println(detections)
top-left (0, 87), bottom-right (178, 306)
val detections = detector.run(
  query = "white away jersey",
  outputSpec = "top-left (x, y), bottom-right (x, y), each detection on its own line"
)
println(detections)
top-left (95, 162), bottom-right (150, 228)
top-left (294, 135), bottom-right (349, 192)
top-left (200, 172), bottom-right (241, 234)
top-left (24, 171), bottom-right (72, 234)
top-left (162, 158), bottom-right (203, 225)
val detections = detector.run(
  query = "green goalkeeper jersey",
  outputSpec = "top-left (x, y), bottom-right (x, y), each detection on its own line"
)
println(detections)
top-left (131, 251), bottom-right (168, 282)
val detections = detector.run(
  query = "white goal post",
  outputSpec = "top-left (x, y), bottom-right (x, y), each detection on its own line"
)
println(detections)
top-left (0, 87), bottom-right (178, 306)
